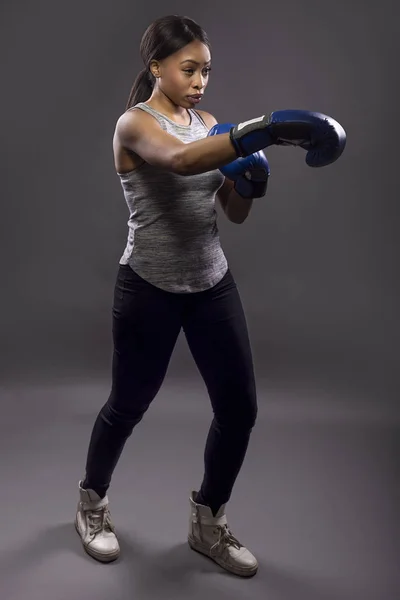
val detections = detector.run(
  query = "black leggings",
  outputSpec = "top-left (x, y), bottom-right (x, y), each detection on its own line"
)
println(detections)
top-left (83, 264), bottom-right (257, 513)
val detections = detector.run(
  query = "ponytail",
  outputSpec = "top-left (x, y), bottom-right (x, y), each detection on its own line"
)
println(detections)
top-left (125, 68), bottom-right (154, 110)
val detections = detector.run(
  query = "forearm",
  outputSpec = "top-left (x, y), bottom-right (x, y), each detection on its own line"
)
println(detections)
top-left (226, 188), bottom-right (254, 224)
top-left (176, 133), bottom-right (238, 175)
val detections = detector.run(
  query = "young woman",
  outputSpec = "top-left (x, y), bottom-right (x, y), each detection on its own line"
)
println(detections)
top-left (74, 14), bottom-right (346, 578)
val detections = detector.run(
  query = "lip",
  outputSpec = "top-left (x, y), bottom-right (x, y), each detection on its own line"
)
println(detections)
top-left (187, 94), bottom-right (203, 103)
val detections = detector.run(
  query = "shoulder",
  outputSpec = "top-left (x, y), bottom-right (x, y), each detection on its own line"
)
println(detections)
top-left (194, 109), bottom-right (218, 130)
top-left (115, 106), bottom-right (162, 139)
top-left (117, 106), bottom-right (158, 127)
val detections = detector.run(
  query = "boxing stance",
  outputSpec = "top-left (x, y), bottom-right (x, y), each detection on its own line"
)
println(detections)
top-left (75, 13), bottom-right (346, 578)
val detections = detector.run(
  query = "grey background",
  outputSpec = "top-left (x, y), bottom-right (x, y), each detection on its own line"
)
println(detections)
top-left (0, 1), bottom-right (398, 600)
top-left (0, 0), bottom-right (398, 397)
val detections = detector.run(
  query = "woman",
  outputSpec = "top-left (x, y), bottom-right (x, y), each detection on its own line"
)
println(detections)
top-left (74, 14), bottom-right (345, 578)
top-left (75, 13), bottom-right (263, 578)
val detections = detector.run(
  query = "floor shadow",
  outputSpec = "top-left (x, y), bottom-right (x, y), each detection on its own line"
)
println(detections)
top-left (0, 522), bottom-right (349, 600)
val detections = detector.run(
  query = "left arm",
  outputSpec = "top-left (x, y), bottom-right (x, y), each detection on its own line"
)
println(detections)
top-left (197, 110), bottom-right (255, 224)
top-left (217, 178), bottom-right (254, 224)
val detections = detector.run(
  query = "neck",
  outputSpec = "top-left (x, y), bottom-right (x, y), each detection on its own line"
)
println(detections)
top-left (146, 88), bottom-right (188, 120)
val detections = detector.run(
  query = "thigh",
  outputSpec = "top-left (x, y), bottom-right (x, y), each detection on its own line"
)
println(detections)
top-left (111, 265), bottom-right (182, 404)
top-left (182, 270), bottom-right (257, 421)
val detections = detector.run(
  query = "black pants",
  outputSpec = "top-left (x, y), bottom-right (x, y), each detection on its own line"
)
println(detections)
top-left (83, 264), bottom-right (257, 513)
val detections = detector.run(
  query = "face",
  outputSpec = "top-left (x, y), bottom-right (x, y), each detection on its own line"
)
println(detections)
top-left (150, 40), bottom-right (211, 109)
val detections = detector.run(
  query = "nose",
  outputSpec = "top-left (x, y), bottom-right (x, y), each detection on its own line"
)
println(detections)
top-left (192, 73), bottom-right (206, 91)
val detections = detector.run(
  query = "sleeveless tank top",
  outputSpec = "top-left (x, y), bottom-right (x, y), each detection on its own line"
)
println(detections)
top-left (117, 102), bottom-right (228, 293)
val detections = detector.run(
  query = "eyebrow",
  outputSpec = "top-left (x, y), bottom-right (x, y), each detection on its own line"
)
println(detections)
top-left (180, 59), bottom-right (211, 65)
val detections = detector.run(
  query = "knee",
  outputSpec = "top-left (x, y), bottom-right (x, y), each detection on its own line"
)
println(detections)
top-left (100, 395), bottom-right (151, 433)
top-left (215, 390), bottom-right (258, 431)
top-left (239, 400), bottom-right (258, 430)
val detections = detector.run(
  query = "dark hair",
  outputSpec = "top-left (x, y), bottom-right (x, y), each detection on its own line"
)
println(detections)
top-left (125, 15), bottom-right (211, 110)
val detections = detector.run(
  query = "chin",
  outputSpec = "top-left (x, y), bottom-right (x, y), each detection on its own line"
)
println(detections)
top-left (174, 99), bottom-right (188, 108)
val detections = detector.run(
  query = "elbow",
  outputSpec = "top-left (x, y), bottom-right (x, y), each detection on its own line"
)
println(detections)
top-left (225, 201), bottom-right (252, 224)
top-left (229, 215), bottom-right (247, 224)
top-left (171, 148), bottom-right (199, 176)
top-left (225, 205), bottom-right (247, 224)
top-left (171, 149), bottom-right (189, 176)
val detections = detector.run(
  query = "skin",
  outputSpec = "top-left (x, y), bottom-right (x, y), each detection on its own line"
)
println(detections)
top-left (113, 40), bottom-right (256, 224)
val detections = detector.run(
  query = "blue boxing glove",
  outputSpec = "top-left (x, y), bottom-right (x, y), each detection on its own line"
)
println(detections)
top-left (208, 123), bottom-right (270, 198)
top-left (228, 109), bottom-right (346, 167)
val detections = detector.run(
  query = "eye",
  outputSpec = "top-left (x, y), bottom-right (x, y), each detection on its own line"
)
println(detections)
top-left (183, 67), bottom-right (212, 76)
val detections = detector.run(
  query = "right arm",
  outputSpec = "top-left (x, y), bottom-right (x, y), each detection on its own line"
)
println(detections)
top-left (115, 109), bottom-right (238, 176)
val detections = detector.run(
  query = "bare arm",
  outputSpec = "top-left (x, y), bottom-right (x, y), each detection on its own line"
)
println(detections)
top-left (216, 177), bottom-right (254, 224)
top-left (115, 108), bottom-right (238, 176)
top-left (198, 110), bottom-right (254, 224)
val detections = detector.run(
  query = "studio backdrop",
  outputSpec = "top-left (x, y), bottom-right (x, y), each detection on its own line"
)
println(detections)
top-left (0, 0), bottom-right (398, 408)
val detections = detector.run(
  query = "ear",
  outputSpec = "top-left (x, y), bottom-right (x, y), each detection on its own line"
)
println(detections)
top-left (149, 60), bottom-right (160, 78)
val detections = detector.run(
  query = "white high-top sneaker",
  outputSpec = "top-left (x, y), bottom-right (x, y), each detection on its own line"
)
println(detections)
top-left (188, 491), bottom-right (258, 577)
top-left (75, 480), bottom-right (120, 563)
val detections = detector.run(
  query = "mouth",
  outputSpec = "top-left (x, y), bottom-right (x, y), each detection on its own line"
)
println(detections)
top-left (187, 94), bottom-right (203, 103)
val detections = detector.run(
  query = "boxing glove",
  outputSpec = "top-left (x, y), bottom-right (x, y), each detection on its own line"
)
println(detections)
top-left (229, 109), bottom-right (346, 167)
top-left (208, 123), bottom-right (270, 198)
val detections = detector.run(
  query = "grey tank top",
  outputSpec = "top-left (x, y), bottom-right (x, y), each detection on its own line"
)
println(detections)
top-left (118, 102), bottom-right (228, 293)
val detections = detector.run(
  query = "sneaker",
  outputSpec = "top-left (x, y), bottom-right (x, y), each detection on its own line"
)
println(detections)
top-left (188, 491), bottom-right (258, 577)
top-left (75, 480), bottom-right (120, 562)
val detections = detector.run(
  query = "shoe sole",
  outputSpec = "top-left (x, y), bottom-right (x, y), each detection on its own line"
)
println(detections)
top-left (74, 518), bottom-right (120, 563)
top-left (188, 535), bottom-right (258, 578)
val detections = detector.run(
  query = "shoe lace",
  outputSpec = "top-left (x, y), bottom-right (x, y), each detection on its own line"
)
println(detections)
top-left (210, 524), bottom-right (243, 556)
top-left (87, 507), bottom-right (115, 537)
